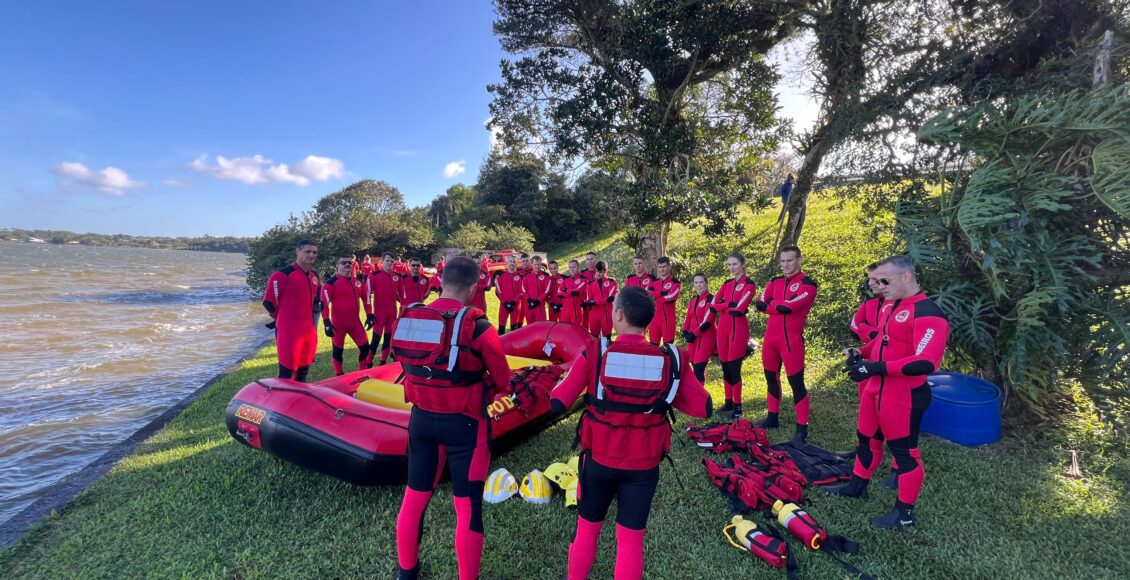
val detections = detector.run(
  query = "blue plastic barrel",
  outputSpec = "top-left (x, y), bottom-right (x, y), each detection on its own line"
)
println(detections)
top-left (921, 372), bottom-right (1002, 446)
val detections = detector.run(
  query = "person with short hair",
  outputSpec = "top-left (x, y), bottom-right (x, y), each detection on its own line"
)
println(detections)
top-left (546, 260), bottom-right (565, 322)
top-left (710, 252), bottom-right (757, 419)
top-left (366, 252), bottom-right (399, 366)
top-left (681, 273), bottom-right (716, 383)
top-left (397, 258), bottom-right (432, 313)
top-left (850, 262), bottom-right (898, 488)
top-left (625, 256), bottom-right (654, 290)
top-left (523, 255), bottom-right (552, 324)
top-left (470, 255), bottom-right (491, 312)
top-left (550, 286), bottom-right (711, 580)
top-left (394, 256), bottom-right (515, 580)
top-left (825, 255), bottom-right (950, 530)
top-left (646, 256), bottom-right (681, 345)
top-left (585, 260), bottom-right (618, 341)
top-left (493, 255), bottom-right (525, 334)
top-left (359, 253), bottom-right (375, 277)
top-left (321, 254), bottom-right (373, 376)
top-left (262, 240), bottom-right (323, 382)
top-left (754, 245), bottom-right (819, 443)
top-left (557, 259), bottom-right (589, 326)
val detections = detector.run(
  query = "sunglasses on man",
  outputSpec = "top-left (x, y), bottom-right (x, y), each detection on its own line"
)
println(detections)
top-left (338, 260), bottom-right (355, 266)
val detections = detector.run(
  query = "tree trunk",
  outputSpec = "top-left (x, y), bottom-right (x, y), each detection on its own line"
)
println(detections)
top-left (779, 137), bottom-right (831, 251)
top-left (636, 222), bottom-right (670, 273)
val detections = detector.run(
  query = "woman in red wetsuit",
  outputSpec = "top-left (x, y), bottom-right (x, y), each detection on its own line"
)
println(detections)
top-left (710, 252), bottom-right (757, 419)
top-left (681, 273), bottom-right (716, 383)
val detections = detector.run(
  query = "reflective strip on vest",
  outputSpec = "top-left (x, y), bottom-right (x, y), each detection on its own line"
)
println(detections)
top-left (394, 317), bottom-right (444, 344)
top-left (447, 307), bottom-right (471, 372)
top-left (603, 352), bottom-right (666, 381)
top-left (665, 346), bottom-right (682, 405)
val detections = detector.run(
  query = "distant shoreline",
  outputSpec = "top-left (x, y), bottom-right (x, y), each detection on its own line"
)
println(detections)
top-left (1, 230), bottom-right (252, 254)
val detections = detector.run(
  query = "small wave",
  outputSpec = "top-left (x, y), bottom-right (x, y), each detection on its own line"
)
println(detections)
top-left (53, 285), bottom-right (253, 306)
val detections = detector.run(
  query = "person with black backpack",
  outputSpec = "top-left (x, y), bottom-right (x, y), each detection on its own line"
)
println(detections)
top-left (549, 286), bottom-right (712, 579)
top-left (392, 256), bottom-right (515, 580)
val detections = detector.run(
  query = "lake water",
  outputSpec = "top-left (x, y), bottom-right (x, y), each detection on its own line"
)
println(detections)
top-left (0, 242), bottom-right (269, 524)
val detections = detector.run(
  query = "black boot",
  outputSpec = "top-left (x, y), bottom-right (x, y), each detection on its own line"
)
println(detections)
top-left (823, 475), bottom-right (869, 499)
top-left (729, 404), bottom-right (743, 419)
top-left (758, 412), bottom-right (779, 429)
top-left (871, 500), bottom-right (916, 529)
top-left (716, 400), bottom-right (733, 418)
top-left (791, 424), bottom-right (808, 444)
top-left (880, 470), bottom-right (898, 490)
top-left (395, 564), bottom-right (419, 580)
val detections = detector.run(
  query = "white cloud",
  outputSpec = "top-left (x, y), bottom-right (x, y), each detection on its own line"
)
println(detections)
top-left (189, 154), bottom-right (345, 186)
top-left (444, 160), bottom-right (466, 178)
top-left (485, 118), bottom-right (503, 151)
top-left (162, 178), bottom-right (190, 187)
top-left (51, 162), bottom-right (144, 196)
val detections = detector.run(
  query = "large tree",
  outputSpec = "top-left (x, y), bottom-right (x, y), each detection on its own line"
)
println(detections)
top-left (489, 0), bottom-right (802, 265)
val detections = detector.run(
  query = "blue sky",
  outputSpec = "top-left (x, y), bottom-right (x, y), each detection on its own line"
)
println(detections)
top-left (0, 1), bottom-right (816, 237)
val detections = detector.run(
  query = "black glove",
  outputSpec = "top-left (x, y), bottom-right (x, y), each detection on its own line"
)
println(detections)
top-left (729, 310), bottom-right (745, 317)
top-left (775, 304), bottom-right (793, 314)
top-left (265, 320), bottom-right (276, 330)
top-left (504, 301), bottom-right (515, 312)
top-left (323, 321), bottom-right (335, 338)
top-left (845, 348), bottom-right (863, 368)
top-left (582, 300), bottom-right (595, 308)
top-left (699, 321), bottom-right (710, 332)
top-left (754, 300), bottom-right (768, 312)
top-left (570, 290), bottom-right (580, 297)
top-left (527, 299), bottom-right (536, 308)
top-left (552, 304), bottom-right (563, 313)
top-left (364, 313), bottom-right (375, 330)
top-left (606, 295), bottom-right (615, 303)
top-left (550, 398), bottom-right (567, 415)
top-left (430, 286), bottom-right (440, 294)
top-left (681, 330), bottom-right (696, 343)
top-left (868, 330), bottom-right (879, 340)
top-left (728, 301), bottom-right (737, 308)
top-left (846, 360), bottom-right (887, 382)
top-left (530, 299), bottom-right (541, 307)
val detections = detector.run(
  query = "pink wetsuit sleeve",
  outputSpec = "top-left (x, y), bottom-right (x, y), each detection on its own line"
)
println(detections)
top-left (672, 347), bottom-right (710, 418)
top-left (550, 349), bottom-right (591, 408)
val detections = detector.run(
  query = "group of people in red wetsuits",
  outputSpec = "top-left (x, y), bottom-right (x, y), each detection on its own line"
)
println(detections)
top-left (263, 241), bottom-right (950, 578)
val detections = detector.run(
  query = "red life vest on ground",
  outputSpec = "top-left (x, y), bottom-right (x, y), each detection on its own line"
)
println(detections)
top-left (579, 341), bottom-right (683, 470)
top-left (392, 303), bottom-right (486, 414)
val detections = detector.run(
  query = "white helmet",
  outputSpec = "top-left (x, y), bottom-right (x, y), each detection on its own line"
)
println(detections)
top-left (484, 468), bottom-right (519, 504)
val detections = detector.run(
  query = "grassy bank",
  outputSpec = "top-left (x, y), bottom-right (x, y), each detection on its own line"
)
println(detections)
top-left (2, 194), bottom-right (1128, 578)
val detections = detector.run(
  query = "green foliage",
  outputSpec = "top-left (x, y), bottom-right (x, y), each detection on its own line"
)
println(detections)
top-left (0, 228), bottom-right (251, 252)
top-left (444, 220), bottom-right (536, 255)
top-left (905, 83), bottom-right (1130, 423)
top-left (245, 180), bottom-right (434, 293)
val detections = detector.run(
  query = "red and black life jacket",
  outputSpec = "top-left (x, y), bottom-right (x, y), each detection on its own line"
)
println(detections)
top-left (578, 341), bottom-right (682, 470)
top-left (392, 303), bottom-right (487, 414)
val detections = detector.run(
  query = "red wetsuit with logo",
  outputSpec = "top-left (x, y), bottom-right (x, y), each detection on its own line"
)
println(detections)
top-left (646, 276), bottom-right (681, 345)
top-left (853, 292), bottom-right (949, 506)
top-left (557, 274), bottom-right (589, 326)
top-left (360, 261), bottom-right (375, 277)
top-left (262, 262), bottom-right (322, 373)
top-left (625, 273), bottom-right (654, 290)
top-left (682, 292), bottom-right (717, 365)
top-left (523, 268), bottom-right (552, 323)
top-left (321, 274), bottom-right (372, 374)
top-left (392, 298), bottom-right (512, 580)
top-left (546, 273), bottom-right (565, 322)
top-left (579, 268), bottom-right (596, 326)
top-left (471, 268), bottom-right (491, 311)
top-left (493, 269), bottom-right (525, 330)
top-left (851, 296), bottom-right (889, 394)
top-left (586, 277), bottom-right (618, 339)
top-left (367, 269), bottom-right (399, 364)
top-left (757, 272), bottom-right (818, 375)
top-left (397, 274), bottom-right (432, 313)
top-left (711, 275), bottom-right (756, 404)
top-left (516, 266), bottom-right (533, 323)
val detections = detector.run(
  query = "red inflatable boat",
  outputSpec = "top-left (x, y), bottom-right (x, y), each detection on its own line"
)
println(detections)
top-left (225, 321), bottom-right (595, 485)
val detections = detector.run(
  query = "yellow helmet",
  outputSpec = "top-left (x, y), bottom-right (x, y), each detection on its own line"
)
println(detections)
top-left (566, 455), bottom-right (579, 473)
top-left (484, 468), bottom-right (518, 504)
top-left (544, 462), bottom-right (578, 490)
top-left (564, 477), bottom-right (578, 508)
top-left (519, 470), bottom-right (553, 505)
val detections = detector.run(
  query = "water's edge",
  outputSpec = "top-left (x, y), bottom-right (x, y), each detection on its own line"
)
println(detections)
top-left (0, 338), bottom-right (273, 549)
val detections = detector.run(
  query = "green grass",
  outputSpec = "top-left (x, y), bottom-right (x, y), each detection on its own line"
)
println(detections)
top-left (3, 193), bottom-right (1128, 578)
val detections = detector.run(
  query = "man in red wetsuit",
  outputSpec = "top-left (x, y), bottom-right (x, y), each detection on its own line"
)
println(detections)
top-left (826, 255), bottom-right (950, 530)
top-left (580, 252), bottom-right (598, 327)
top-left (493, 255), bottom-right (524, 334)
top-left (550, 286), bottom-right (711, 580)
top-left (397, 258), bottom-right (432, 311)
top-left (585, 260), bottom-right (618, 340)
top-left (359, 253), bottom-right (375, 277)
top-left (624, 256), bottom-right (654, 290)
top-left (470, 256), bottom-right (491, 312)
top-left (557, 259), bottom-right (589, 326)
top-left (523, 255), bottom-right (551, 324)
top-left (754, 246), bottom-right (818, 443)
top-left (850, 263), bottom-right (898, 489)
top-left (710, 252), bottom-right (757, 419)
top-left (681, 273), bottom-right (716, 383)
top-left (367, 252), bottom-right (399, 366)
top-left (393, 256), bottom-right (515, 580)
top-left (262, 240), bottom-right (322, 382)
top-left (321, 255), bottom-right (374, 375)
top-left (646, 257), bottom-right (681, 346)
top-left (545, 260), bottom-right (565, 322)
top-left (430, 257), bottom-right (446, 295)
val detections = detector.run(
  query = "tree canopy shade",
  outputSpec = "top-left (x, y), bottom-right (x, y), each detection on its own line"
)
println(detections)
top-left (488, 0), bottom-right (802, 264)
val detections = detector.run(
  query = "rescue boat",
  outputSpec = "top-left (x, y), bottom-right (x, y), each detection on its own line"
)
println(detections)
top-left (224, 321), bottom-right (594, 486)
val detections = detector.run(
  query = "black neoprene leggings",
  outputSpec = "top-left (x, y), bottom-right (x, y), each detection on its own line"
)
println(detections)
top-left (577, 453), bottom-right (660, 530)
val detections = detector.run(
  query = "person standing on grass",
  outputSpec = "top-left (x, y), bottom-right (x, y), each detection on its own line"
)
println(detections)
top-left (681, 273), bottom-right (716, 384)
top-left (546, 259), bottom-right (565, 322)
top-left (557, 259), bottom-right (589, 326)
top-left (262, 240), bottom-right (322, 382)
top-left (585, 260), bottom-right (618, 342)
top-left (580, 252), bottom-right (598, 328)
top-left (624, 256), bottom-right (654, 290)
top-left (470, 255), bottom-right (491, 312)
top-left (397, 258), bottom-right (432, 312)
top-left (550, 286), bottom-right (711, 580)
top-left (366, 252), bottom-right (400, 367)
top-left (523, 254), bottom-right (552, 324)
top-left (825, 255), bottom-right (950, 530)
top-left (494, 255), bottom-right (525, 334)
top-left (777, 172), bottom-right (795, 221)
top-left (393, 256), bottom-right (514, 580)
top-left (710, 252), bottom-right (757, 419)
top-left (646, 256), bottom-right (681, 346)
top-left (850, 263), bottom-right (899, 489)
top-left (320, 254), bottom-right (373, 376)
top-left (754, 246), bottom-right (818, 443)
